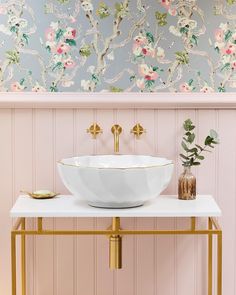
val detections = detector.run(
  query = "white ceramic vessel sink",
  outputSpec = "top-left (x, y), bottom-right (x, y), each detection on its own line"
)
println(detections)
top-left (57, 155), bottom-right (174, 208)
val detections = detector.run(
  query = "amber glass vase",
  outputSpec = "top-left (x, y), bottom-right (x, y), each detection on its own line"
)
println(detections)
top-left (178, 166), bottom-right (196, 200)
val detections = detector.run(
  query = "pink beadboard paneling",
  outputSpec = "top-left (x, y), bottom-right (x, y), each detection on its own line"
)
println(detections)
top-left (1, 105), bottom-right (236, 295)
top-left (34, 109), bottom-right (54, 295)
top-left (116, 109), bottom-right (135, 295)
top-left (54, 109), bottom-right (75, 295)
top-left (0, 109), bottom-right (12, 295)
top-left (155, 109), bottom-right (177, 295)
top-left (176, 110), bottom-right (196, 295)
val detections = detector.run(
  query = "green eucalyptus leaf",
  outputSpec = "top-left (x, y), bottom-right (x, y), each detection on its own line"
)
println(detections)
top-left (181, 141), bottom-right (189, 152)
top-left (195, 144), bottom-right (204, 151)
top-left (180, 154), bottom-right (189, 160)
top-left (193, 162), bottom-right (201, 166)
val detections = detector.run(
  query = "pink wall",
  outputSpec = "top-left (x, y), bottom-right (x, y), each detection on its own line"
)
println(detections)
top-left (0, 95), bottom-right (235, 295)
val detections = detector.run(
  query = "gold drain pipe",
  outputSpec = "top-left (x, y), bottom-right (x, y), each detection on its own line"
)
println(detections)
top-left (109, 217), bottom-right (122, 269)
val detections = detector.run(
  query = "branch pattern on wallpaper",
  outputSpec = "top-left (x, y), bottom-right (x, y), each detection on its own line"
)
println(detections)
top-left (0, 0), bottom-right (236, 92)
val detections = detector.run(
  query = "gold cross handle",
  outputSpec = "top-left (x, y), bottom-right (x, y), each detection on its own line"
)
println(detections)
top-left (130, 123), bottom-right (146, 139)
top-left (87, 123), bottom-right (103, 139)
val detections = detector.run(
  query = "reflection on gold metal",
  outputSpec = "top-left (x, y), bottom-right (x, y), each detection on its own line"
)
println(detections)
top-left (20, 190), bottom-right (59, 199)
top-left (109, 217), bottom-right (122, 269)
top-left (109, 236), bottom-right (122, 269)
top-left (208, 218), bottom-right (213, 295)
top-left (86, 123), bottom-right (103, 139)
top-left (11, 216), bottom-right (222, 294)
top-left (131, 123), bottom-right (146, 139)
top-left (111, 124), bottom-right (122, 153)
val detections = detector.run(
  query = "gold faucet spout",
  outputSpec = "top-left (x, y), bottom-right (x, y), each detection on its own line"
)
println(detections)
top-left (111, 124), bottom-right (122, 153)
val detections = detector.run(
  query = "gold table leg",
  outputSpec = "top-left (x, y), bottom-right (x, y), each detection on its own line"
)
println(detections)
top-left (11, 232), bottom-right (16, 295)
top-left (217, 231), bottom-right (222, 295)
top-left (208, 218), bottom-right (213, 295)
top-left (21, 218), bottom-right (26, 295)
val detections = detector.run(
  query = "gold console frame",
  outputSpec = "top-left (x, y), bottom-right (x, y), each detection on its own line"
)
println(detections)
top-left (11, 216), bottom-right (222, 295)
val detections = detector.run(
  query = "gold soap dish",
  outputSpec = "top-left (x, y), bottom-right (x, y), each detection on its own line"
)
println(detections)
top-left (21, 190), bottom-right (60, 199)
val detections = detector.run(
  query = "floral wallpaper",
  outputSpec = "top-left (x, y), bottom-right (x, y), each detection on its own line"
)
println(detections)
top-left (0, 0), bottom-right (236, 92)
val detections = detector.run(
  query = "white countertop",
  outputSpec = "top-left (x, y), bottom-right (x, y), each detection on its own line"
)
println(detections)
top-left (10, 195), bottom-right (221, 218)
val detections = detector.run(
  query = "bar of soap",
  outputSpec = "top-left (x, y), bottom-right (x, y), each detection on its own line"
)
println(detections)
top-left (33, 190), bottom-right (53, 196)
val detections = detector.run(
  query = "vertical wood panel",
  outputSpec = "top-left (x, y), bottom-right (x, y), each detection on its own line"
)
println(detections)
top-left (34, 109), bottom-right (54, 295)
top-left (14, 109), bottom-right (34, 295)
top-left (135, 109), bottom-right (155, 295)
top-left (116, 109), bottom-right (135, 295)
top-left (55, 109), bottom-right (74, 295)
top-left (218, 110), bottom-right (236, 295)
top-left (176, 110), bottom-right (196, 295)
top-left (96, 109), bottom-right (114, 295)
top-left (76, 109), bottom-right (96, 295)
top-left (156, 109), bottom-right (177, 295)
top-left (0, 109), bottom-right (12, 295)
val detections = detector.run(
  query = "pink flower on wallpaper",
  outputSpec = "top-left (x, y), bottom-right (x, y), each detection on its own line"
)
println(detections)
top-left (57, 42), bottom-right (70, 54)
top-left (179, 83), bottom-right (192, 92)
top-left (200, 86), bottom-right (214, 93)
top-left (11, 82), bottom-right (24, 92)
top-left (134, 35), bottom-right (148, 46)
top-left (64, 27), bottom-right (76, 39)
top-left (142, 45), bottom-right (155, 58)
top-left (168, 7), bottom-right (177, 16)
top-left (215, 29), bottom-right (224, 42)
top-left (161, 0), bottom-right (172, 9)
top-left (45, 28), bottom-right (55, 41)
top-left (223, 44), bottom-right (236, 55)
top-left (139, 64), bottom-right (158, 81)
top-left (64, 58), bottom-right (75, 68)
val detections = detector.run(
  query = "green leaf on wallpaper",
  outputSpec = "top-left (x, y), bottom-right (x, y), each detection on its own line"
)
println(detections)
top-left (220, 62), bottom-right (230, 72)
top-left (65, 39), bottom-right (76, 46)
top-left (146, 32), bottom-right (154, 44)
top-left (46, 45), bottom-right (51, 53)
top-left (155, 11), bottom-right (167, 26)
top-left (56, 29), bottom-right (64, 41)
top-left (10, 26), bottom-right (18, 33)
top-left (218, 86), bottom-right (226, 92)
top-left (214, 46), bottom-right (220, 53)
top-left (79, 45), bottom-right (91, 57)
top-left (96, 2), bottom-right (110, 19)
top-left (50, 83), bottom-right (58, 92)
top-left (129, 75), bottom-right (136, 82)
top-left (114, 2), bottom-right (129, 18)
top-left (225, 30), bottom-right (233, 41)
top-left (175, 51), bottom-right (189, 65)
top-left (57, 0), bottom-right (69, 4)
top-left (226, 0), bottom-right (236, 5)
top-left (52, 62), bottom-right (63, 71)
top-left (145, 79), bottom-right (155, 89)
top-left (191, 35), bottom-right (198, 45)
top-left (180, 27), bottom-right (188, 34)
top-left (92, 74), bottom-right (100, 85)
top-left (110, 86), bottom-right (123, 92)
top-left (22, 33), bottom-right (29, 45)
top-left (19, 78), bottom-right (25, 85)
top-left (6, 50), bottom-right (20, 64)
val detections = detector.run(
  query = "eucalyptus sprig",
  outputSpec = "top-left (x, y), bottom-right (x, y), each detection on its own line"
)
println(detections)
top-left (180, 119), bottom-right (219, 167)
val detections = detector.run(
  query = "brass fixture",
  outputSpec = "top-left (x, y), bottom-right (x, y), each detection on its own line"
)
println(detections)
top-left (131, 123), bottom-right (146, 139)
top-left (109, 217), bottom-right (122, 269)
top-left (111, 124), bottom-right (122, 153)
top-left (87, 123), bottom-right (103, 139)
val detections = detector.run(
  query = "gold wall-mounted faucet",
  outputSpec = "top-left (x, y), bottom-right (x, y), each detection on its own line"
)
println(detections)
top-left (87, 123), bottom-right (103, 139)
top-left (131, 123), bottom-right (146, 139)
top-left (111, 124), bottom-right (122, 153)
